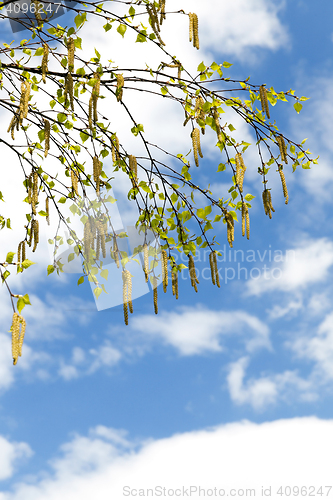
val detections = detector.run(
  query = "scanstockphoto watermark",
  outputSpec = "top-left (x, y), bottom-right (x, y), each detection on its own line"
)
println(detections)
top-left (123, 485), bottom-right (257, 497)
top-left (172, 245), bottom-right (296, 265)
top-left (2, 0), bottom-right (78, 33)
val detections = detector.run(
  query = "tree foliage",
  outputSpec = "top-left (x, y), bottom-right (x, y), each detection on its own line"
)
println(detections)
top-left (0, 0), bottom-right (316, 364)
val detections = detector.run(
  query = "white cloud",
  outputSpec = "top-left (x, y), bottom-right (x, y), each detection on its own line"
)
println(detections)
top-left (3, 418), bottom-right (333, 498)
top-left (291, 312), bottom-right (333, 381)
top-left (227, 357), bottom-right (315, 410)
top-left (0, 435), bottom-right (32, 481)
top-left (246, 238), bottom-right (333, 296)
top-left (131, 305), bottom-right (270, 355)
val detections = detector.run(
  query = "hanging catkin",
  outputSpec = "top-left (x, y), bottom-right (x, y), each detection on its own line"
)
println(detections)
top-left (46, 196), bottom-right (50, 225)
top-left (162, 249), bottom-right (168, 293)
top-left (67, 37), bottom-right (75, 72)
top-left (235, 153), bottom-right (246, 192)
top-left (93, 155), bottom-right (101, 195)
top-left (159, 0), bottom-right (166, 24)
top-left (189, 13), bottom-right (199, 49)
top-left (116, 74), bottom-right (124, 101)
top-left (191, 128), bottom-right (203, 167)
top-left (242, 202), bottom-right (250, 239)
top-left (278, 166), bottom-right (289, 204)
top-left (143, 243), bottom-right (149, 282)
top-left (32, 219), bottom-right (39, 252)
top-left (172, 267), bottom-right (179, 299)
top-left (152, 276), bottom-right (158, 314)
top-left (64, 72), bottom-right (74, 111)
top-left (212, 107), bottom-right (224, 143)
top-left (129, 155), bottom-right (138, 184)
top-left (112, 236), bottom-right (120, 268)
top-left (188, 254), bottom-right (198, 292)
top-left (209, 251), bottom-right (215, 286)
top-left (277, 135), bottom-right (288, 164)
top-left (262, 189), bottom-right (275, 219)
top-left (146, 3), bottom-right (165, 45)
top-left (122, 270), bottom-right (129, 325)
top-left (259, 85), bottom-right (270, 119)
top-left (71, 169), bottom-right (79, 195)
top-left (41, 43), bottom-right (49, 84)
top-left (225, 212), bottom-right (234, 248)
top-left (111, 134), bottom-right (120, 163)
top-left (213, 251), bottom-right (220, 288)
top-left (32, 171), bottom-right (38, 215)
top-left (44, 119), bottom-right (50, 158)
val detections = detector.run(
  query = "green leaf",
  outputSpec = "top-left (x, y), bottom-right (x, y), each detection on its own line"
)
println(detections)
top-left (117, 24), bottom-right (127, 37)
top-left (104, 22), bottom-right (112, 32)
top-left (294, 102), bottom-right (303, 114)
top-left (100, 269), bottom-right (109, 280)
top-left (57, 113), bottom-right (67, 123)
top-left (217, 163), bottom-right (226, 172)
top-left (58, 197), bottom-right (67, 204)
top-left (21, 259), bottom-right (35, 269)
top-left (22, 293), bottom-right (31, 305)
top-left (17, 297), bottom-right (26, 314)
top-left (78, 276), bottom-right (84, 285)
top-left (222, 61), bottom-right (233, 68)
top-left (6, 252), bottom-right (15, 264)
top-left (197, 61), bottom-right (206, 72)
top-left (244, 194), bottom-right (255, 201)
top-left (94, 287), bottom-right (103, 299)
top-left (68, 253), bottom-right (75, 262)
top-left (47, 265), bottom-right (55, 275)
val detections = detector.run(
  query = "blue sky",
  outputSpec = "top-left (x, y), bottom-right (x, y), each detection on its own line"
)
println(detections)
top-left (1, 0), bottom-right (333, 498)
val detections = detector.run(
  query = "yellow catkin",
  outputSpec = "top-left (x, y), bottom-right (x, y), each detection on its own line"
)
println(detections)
top-left (195, 96), bottom-right (206, 133)
top-left (112, 237), bottom-right (120, 268)
top-left (146, 3), bottom-right (165, 45)
top-left (189, 12), bottom-right (199, 49)
top-left (67, 37), bottom-right (75, 72)
top-left (111, 134), bottom-right (120, 162)
top-left (89, 72), bottom-right (100, 125)
top-left (71, 169), bottom-right (79, 195)
top-left (125, 269), bottom-right (133, 314)
top-left (17, 241), bottom-right (24, 271)
top-left (188, 254), bottom-right (199, 292)
top-left (23, 80), bottom-right (30, 120)
top-left (122, 270), bottom-right (129, 326)
top-left (18, 315), bottom-right (26, 357)
top-left (159, 0), bottom-right (166, 24)
top-left (278, 167), bottom-right (289, 204)
top-left (277, 135), bottom-right (288, 164)
top-left (32, 171), bottom-right (38, 215)
top-left (93, 155), bottom-right (101, 195)
top-left (143, 243), bottom-right (149, 282)
top-left (192, 128), bottom-right (203, 167)
top-left (31, 0), bottom-right (42, 26)
top-left (259, 85), bottom-right (270, 119)
top-left (172, 268), bottom-right (179, 299)
top-left (65, 72), bottom-right (74, 111)
top-left (235, 153), bottom-right (246, 193)
top-left (11, 312), bottom-right (20, 365)
top-left (7, 115), bottom-right (17, 140)
top-left (96, 234), bottom-right (101, 260)
top-left (41, 43), bottom-right (49, 84)
top-left (212, 107), bottom-right (224, 143)
top-left (241, 202), bottom-right (250, 239)
top-left (129, 155), bottom-right (138, 184)
top-left (116, 74), bottom-right (124, 102)
top-left (44, 119), bottom-right (50, 158)
top-left (96, 221), bottom-right (106, 259)
top-left (162, 249), bottom-right (168, 293)
top-left (209, 251), bottom-right (216, 285)
top-left (32, 219), bottom-right (39, 252)
top-left (262, 189), bottom-right (275, 219)
top-left (212, 251), bottom-right (220, 288)
top-left (225, 212), bottom-right (234, 248)
top-left (153, 277), bottom-right (158, 314)
top-left (46, 196), bottom-right (50, 225)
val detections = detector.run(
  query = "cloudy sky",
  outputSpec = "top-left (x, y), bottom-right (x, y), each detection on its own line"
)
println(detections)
top-left (1, 1), bottom-right (333, 498)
